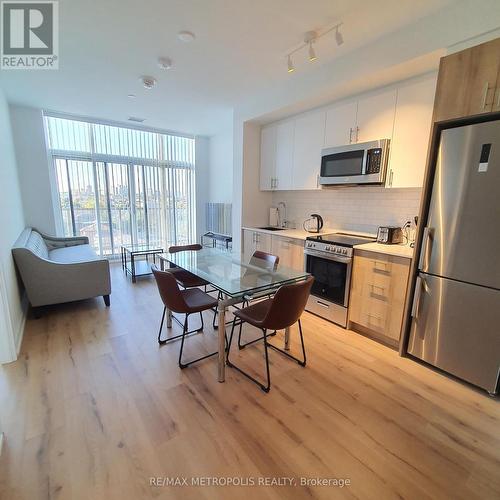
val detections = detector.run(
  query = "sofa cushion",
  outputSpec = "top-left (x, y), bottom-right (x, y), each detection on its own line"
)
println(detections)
top-left (49, 244), bottom-right (100, 264)
top-left (26, 231), bottom-right (49, 260)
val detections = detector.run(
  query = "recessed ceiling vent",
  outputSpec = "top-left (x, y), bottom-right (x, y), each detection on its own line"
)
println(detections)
top-left (128, 116), bottom-right (145, 123)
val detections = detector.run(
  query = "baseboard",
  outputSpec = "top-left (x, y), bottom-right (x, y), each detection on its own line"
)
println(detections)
top-left (15, 303), bottom-right (27, 356)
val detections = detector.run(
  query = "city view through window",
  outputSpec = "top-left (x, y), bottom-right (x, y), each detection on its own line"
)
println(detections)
top-left (45, 115), bottom-right (196, 257)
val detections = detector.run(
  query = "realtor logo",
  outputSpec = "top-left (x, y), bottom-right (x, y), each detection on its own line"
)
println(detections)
top-left (1, 1), bottom-right (58, 69)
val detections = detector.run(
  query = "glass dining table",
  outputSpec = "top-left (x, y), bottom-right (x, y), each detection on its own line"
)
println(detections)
top-left (157, 248), bottom-right (310, 382)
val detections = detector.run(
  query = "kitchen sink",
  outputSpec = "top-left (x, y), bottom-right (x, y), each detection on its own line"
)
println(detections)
top-left (258, 226), bottom-right (285, 231)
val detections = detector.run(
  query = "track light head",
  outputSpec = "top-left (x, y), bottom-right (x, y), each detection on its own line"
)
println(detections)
top-left (335, 26), bottom-right (344, 46)
top-left (287, 55), bottom-right (295, 73)
top-left (308, 42), bottom-right (317, 62)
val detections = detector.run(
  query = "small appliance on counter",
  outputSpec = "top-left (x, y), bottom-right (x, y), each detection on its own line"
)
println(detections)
top-left (303, 214), bottom-right (324, 233)
top-left (376, 226), bottom-right (403, 244)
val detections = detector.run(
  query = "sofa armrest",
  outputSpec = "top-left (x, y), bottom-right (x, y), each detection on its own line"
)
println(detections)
top-left (37, 230), bottom-right (89, 249)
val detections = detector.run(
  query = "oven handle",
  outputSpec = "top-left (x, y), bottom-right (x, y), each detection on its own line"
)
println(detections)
top-left (304, 249), bottom-right (352, 264)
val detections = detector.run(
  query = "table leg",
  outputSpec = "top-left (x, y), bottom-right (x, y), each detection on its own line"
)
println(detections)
top-left (131, 254), bottom-right (136, 283)
top-left (284, 326), bottom-right (291, 351)
top-left (166, 307), bottom-right (172, 328)
top-left (218, 298), bottom-right (227, 383)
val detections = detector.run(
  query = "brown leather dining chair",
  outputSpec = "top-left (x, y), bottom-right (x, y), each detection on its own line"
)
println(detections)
top-left (152, 265), bottom-right (224, 368)
top-left (168, 244), bottom-right (209, 289)
top-left (226, 275), bottom-right (314, 392)
top-left (249, 250), bottom-right (279, 271)
top-left (168, 243), bottom-right (218, 329)
top-left (235, 250), bottom-right (280, 348)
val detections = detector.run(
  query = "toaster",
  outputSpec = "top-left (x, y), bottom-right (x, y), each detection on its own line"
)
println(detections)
top-left (377, 226), bottom-right (403, 244)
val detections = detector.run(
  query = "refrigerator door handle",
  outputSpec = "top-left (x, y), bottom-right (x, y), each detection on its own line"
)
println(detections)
top-left (418, 227), bottom-right (433, 272)
top-left (411, 276), bottom-right (424, 319)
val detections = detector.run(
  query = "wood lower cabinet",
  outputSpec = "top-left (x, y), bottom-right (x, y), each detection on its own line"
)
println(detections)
top-left (242, 230), bottom-right (305, 272)
top-left (242, 229), bottom-right (272, 262)
top-left (433, 37), bottom-right (500, 122)
top-left (349, 250), bottom-right (411, 346)
top-left (271, 236), bottom-right (304, 272)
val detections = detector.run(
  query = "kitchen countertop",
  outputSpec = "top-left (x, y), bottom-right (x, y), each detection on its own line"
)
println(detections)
top-left (243, 226), bottom-right (414, 258)
top-left (241, 226), bottom-right (332, 241)
top-left (354, 242), bottom-right (414, 259)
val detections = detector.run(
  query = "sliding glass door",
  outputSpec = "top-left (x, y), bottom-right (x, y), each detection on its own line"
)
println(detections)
top-left (46, 115), bottom-right (196, 258)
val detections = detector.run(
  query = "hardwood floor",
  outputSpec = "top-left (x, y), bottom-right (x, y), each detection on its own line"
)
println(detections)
top-left (0, 263), bottom-right (499, 500)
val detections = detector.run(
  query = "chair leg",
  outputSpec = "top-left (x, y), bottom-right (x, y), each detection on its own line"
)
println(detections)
top-left (158, 306), bottom-right (167, 344)
top-left (266, 319), bottom-right (307, 367)
top-left (212, 290), bottom-right (223, 330)
top-left (226, 320), bottom-right (271, 393)
top-left (178, 314), bottom-right (189, 368)
top-left (158, 308), bottom-right (204, 345)
top-left (238, 325), bottom-right (277, 350)
top-left (179, 313), bottom-right (228, 369)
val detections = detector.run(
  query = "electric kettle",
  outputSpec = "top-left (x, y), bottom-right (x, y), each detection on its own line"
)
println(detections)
top-left (303, 214), bottom-right (324, 233)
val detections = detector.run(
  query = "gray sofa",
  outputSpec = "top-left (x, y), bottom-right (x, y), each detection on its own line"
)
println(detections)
top-left (12, 228), bottom-right (111, 311)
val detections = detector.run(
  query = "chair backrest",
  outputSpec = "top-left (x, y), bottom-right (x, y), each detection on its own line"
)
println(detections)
top-left (151, 265), bottom-right (188, 313)
top-left (169, 244), bottom-right (202, 253)
top-left (262, 276), bottom-right (314, 331)
top-left (249, 250), bottom-right (279, 271)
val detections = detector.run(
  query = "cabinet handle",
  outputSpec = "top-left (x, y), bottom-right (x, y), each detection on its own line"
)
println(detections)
top-left (373, 260), bottom-right (389, 272)
top-left (482, 82), bottom-right (491, 109)
top-left (369, 283), bottom-right (386, 294)
top-left (316, 174), bottom-right (320, 188)
top-left (349, 127), bottom-right (353, 144)
top-left (367, 312), bottom-right (383, 322)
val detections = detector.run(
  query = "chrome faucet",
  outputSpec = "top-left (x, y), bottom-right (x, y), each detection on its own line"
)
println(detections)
top-left (277, 201), bottom-right (287, 228)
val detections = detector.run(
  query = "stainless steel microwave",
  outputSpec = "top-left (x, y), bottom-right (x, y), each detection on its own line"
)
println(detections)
top-left (319, 139), bottom-right (390, 186)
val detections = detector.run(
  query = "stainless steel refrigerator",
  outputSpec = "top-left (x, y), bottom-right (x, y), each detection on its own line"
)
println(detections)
top-left (408, 119), bottom-right (500, 395)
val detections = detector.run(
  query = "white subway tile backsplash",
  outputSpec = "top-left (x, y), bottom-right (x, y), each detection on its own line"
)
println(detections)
top-left (272, 187), bottom-right (421, 235)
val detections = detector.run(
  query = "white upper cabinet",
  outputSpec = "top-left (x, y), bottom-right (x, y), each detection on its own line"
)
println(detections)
top-left (324, 100), bottom-right (358, 147)
top-left (355, 88), bottom-right (397, 143)
top-left (387, 74), bottom-right (437, 188)
top-left (275, 120), bottom-right (295, 190)
top-left (259, 74), bottom-right (436, 191)
top-left (292, 109), bottom-right (325, 190)
top-left (260, 125), bottom-right (276, 191)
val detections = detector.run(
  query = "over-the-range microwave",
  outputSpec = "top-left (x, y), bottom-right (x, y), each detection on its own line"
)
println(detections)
top-left (319, 139), bottom-right (390, 186)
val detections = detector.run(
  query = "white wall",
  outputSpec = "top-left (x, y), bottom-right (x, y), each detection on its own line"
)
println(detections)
top-left (195, 137), bottom-right (210, 241)
top-left (231, 117), bottom-right (272, 253)
top-left (0, 89), bottom-right (27, 363)
top-left (9, 105), bottom-right (57, 235)
top-left (208, 113), bottom-right (234, 203)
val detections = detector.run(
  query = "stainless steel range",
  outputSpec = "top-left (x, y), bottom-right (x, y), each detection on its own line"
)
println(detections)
top-left (304, 232), bottom-right (375, 327)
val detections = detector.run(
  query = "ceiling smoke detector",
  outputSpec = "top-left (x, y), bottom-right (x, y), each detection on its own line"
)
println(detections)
top-left (141, 76), bottom-right (157, 89)
top-left (128, 116), bottom-right (145, 123)
top-left (158, 57), bottom-right (172, 70)
top-left (177, 30), bottom-right (195, 42)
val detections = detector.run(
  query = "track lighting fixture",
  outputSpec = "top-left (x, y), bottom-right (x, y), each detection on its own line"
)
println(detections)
top-left (285, 22), bottom-right (343, 72)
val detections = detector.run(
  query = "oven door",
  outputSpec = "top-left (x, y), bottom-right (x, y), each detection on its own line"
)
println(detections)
top-left (305, 250), bottom-right (352, 307)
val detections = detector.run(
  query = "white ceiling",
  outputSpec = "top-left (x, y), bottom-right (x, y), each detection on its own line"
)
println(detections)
top-left (0, 0), bottom-right (483, 135)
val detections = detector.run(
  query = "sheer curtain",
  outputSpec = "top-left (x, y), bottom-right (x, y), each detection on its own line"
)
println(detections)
top-left (44, 114), bottom-right (196, 257)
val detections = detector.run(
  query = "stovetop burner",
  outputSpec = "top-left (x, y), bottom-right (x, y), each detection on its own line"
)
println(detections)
top-left (306, 232), bottom-right (375, 247)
